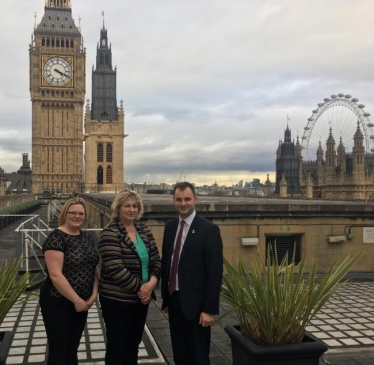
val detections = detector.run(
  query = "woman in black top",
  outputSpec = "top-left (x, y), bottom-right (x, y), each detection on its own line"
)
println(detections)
top-left (39, 197), bottom-right (99, 365)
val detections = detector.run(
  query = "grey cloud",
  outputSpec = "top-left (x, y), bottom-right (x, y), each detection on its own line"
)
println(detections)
top-left (1, 0), bottom-right (374, 184)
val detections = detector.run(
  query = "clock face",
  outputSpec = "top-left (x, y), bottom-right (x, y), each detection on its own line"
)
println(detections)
top-left (43, 56), bottom-right (72, 86)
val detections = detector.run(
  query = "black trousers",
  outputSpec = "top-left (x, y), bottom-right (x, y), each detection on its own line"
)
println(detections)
top-left (99, 295), bottom-right (149, 365)
top-left (168, 292), bottom-right (211, 365)
top-left (39, 289), bottom-right (88, 365)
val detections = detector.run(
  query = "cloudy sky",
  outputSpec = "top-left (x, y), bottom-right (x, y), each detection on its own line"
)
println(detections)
top-left (2, 0), bottom-right (374, 186)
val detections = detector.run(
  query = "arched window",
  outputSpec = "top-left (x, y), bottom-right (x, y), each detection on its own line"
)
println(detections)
top-left (47, 38), bottom-right (50, 46)
top-left (70, 39), bottom-right (74, 48)
top-left (106, 144), bottom-right (113, 162)
top-left (61, 39), bottom-right (64, 47)
top-left (51, 38), bottom-right (55, 47)
top-left (66, 38), bottom-right (69, 47)
top-left (56, 39), bottom-right (60, 47)
top-left (97, 166), bottom-right (103, 185)
top-left (97, 143), bottom-right (103, 162)
top-left (106, 166), bottom-right (113, 184)
top-left (105, 54), bottom-right (109, 65)
top-left (100, 54), bottom-right (104, 65)
top-left (42, 38), bottom-right (45, 46)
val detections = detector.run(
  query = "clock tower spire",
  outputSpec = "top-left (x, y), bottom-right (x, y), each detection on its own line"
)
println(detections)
top-left (30, 0), bottom-right (85, 194)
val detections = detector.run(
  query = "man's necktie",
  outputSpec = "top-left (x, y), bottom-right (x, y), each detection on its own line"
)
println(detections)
top-left (168, 220), bottom-right (185, 295)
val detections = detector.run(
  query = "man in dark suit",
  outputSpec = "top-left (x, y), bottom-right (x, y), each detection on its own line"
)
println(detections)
top-left (161, 182), bottom-right (223, 365)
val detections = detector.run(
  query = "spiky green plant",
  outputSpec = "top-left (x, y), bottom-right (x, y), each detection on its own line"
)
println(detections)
top-left (221, 248), bottom-right (362, 345)
top-left (0, 259), bottom-right (34, 325)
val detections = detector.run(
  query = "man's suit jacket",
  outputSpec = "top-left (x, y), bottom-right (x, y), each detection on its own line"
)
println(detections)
top-left (161, 213), bottom-right (223, 321)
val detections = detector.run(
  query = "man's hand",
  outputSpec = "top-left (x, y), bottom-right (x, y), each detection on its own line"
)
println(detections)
top-left (199, 312), bottom-right (214, 327)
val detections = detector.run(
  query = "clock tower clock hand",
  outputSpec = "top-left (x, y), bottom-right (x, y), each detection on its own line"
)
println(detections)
top-left (54, 68), bottom-right (71, 78)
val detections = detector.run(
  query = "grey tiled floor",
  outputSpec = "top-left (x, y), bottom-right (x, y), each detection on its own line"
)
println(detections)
top-left (0, 298), bottom-right (165, 364)
top-left (2, 282), bottom-right (374, 364)
top-left (305, 282), bottom-right (374, 354)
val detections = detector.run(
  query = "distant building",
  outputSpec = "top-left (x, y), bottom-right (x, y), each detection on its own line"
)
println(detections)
top-left (275, 125), bottom-right (301, 196)
top-left (275, 122), bottom-right (374, 200)
top-left (4, 154), bottom-right (32, 195)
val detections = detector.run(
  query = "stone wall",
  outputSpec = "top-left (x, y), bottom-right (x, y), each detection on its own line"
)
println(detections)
top-left (0, 194), bottom-right (35, 211)
top-left (83, 194), bottom-right (374, 273)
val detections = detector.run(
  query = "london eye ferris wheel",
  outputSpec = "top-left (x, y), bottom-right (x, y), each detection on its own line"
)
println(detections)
top-left (301, 94), bottom-right (374, 160)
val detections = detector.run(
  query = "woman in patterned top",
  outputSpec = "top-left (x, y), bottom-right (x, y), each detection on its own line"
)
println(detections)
top-left (39, 197), bottom-right (99, 365)
top-left (98, 190), bottom-right (161, 365)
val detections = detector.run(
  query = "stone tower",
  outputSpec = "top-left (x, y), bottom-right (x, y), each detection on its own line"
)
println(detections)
top-left (30, 0), bottom-right (85, 194)
top-left (352, 122), bottom-right (365, 182)
top-left (84, 20), bottom-right (126, 192)
top-left (275, 125), bottom-right (301, 196)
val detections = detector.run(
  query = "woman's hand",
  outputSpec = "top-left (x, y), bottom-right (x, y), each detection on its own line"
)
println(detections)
top-left (86, 293), bottom-right (98, 309)
top-left (137, 276), bottom-right (158, 304)
top-left (74, 298), bottom-right (90, 312)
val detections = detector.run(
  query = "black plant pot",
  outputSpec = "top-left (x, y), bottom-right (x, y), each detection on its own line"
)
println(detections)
top-left (225, 325), bottom-right (328, 365)
top-left (0, 331), bottom-right (13, 365)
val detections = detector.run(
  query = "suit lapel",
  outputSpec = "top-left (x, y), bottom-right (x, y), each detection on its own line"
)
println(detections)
top-left (180, 216), bottom-right (199, 261)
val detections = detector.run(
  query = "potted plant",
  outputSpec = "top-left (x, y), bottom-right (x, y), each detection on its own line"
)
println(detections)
top-left (0, 259), bottom-right (33, 365)
top-left (221, 248), bottom-right (362, 365)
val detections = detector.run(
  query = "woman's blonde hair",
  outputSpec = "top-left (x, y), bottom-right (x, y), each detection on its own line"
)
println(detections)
top-left (58, 197), bottom-right (88, 226)
top-left (111, 190), bottom-right (144, 220)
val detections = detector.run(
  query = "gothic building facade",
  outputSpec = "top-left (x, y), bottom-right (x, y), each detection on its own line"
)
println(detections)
top-left (84, 22), bottom-right (126, 192)
top-left (275, 125), bottom-right (301, 196)
top-left (275, 122), bottom-right (374, 201)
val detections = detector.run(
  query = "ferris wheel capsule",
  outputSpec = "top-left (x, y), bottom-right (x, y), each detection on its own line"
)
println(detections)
top-left (358, 104), bottom-right (365, 108)
top-left (364, 113), bottom-right (371, 117)
top-left (338, 93), bottom-right (344, 97)
top-left (352, 98), bottom-right (359, 102)
top-left (345, 95), bottom-right (352, 98)
top-left (367, 123), bottom-right (374, 127)
top-left (331, 95), bottom-right (337, 98)
top-left (324, 98), bottom-right (330, 102)
top-left (318, 103), bottom-right (323, 106)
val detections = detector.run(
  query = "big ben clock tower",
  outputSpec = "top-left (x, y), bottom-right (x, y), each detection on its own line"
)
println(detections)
top-left (30, 0), bottom-right (85, 194)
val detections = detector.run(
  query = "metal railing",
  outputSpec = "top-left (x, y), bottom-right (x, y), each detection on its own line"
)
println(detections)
top-left (15, 215), bottom-right (102, 275)
top-left (47, 200), bottom-right (64, 223)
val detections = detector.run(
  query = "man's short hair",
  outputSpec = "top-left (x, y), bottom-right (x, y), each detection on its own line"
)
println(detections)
top-left (173, 182), bottom-right (196, 196)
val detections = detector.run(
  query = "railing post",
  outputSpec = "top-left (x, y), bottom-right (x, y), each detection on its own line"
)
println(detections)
top-left (25, 238), bottom-right (30, 273)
